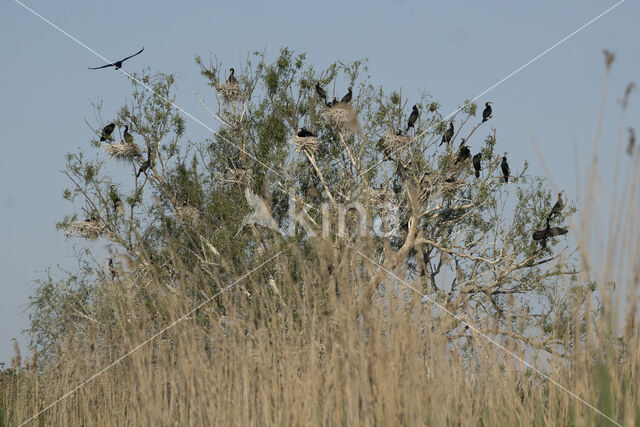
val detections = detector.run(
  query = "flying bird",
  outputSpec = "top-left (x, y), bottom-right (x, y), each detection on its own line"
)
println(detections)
top-left (482, 102), bottom-right (493, 122)
top-left (315, 83), bottom-right (327, 101)
top-left (341, 87), bottom-right (353, 104)
top-left (501, 156), bottom-right (510, 183)
top-left (228, 68), bottom-right (238, 84)
top-left (441, 121), bottom-right (454, 145)
top-left (406, 105), bottom-right (419, 132)
top-left (297, 127), bottom-right (315, 138)
top-left (89, 47), bottom-right (144, 70)
top-left (123, 125), bottom-right (134, 144)
top-left (550, 193), bottom-right (564, 217)
top-left (472, 153), bottom-right (482, 178)
top-left (100, 123), bottom-right (115, 142)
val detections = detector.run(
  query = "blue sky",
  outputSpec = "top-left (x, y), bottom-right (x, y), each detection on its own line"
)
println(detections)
top-left (0, 0), bottom-right (637, 363)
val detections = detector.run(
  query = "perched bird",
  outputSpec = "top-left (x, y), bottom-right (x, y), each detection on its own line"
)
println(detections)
top-left (455, 140), bottom-right (471, 164)
top-left (228, 68), bottom-right (238, 84)
top-left (331, 97), bottom-right (338, 107)
top-left (137, 157), bottom-right (151, 178)
top-left (482, 102), bottom-right (493, 122)
top-left (532, 218), bottom-right (551, 247)
top-left (472, 153), bottom-right (482, 178)
top-left (89, 47), bottom-right (144, 70)
top-left (501, 156), bottom-right (510, 183)
top-left (441, 121), bottom-right (454, 145)
top-left (395, 129), bottom-right (403, 136)
top-left (123, 125), bottom-right (133, 144)
top-left (297, 127), bottom-right (315, 138)
top-left (406, 105), bottom-right (419, 132)
top-left (627, 127), bottom-right (635, 156)
top-left (550, 193), bottom-right (564, 217)
top-left (100, 123), bottom-right (115, 142)
top-left (108, 258), bottom-right (117, 280)
top-left (341, 87), bottom-right (353, 104)
top-left (110, 184), bottom-right (125, 215)
top-left (315, 83), bottom-right (327, 101)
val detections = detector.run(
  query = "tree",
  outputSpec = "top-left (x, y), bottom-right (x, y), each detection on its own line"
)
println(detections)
top-left (28, 47), bottom-right (581, 364)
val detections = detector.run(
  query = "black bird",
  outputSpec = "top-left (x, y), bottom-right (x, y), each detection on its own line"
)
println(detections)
top-left (89, 47), bottom-right (144, 70)
top-left (406, 105), bottom-right (419, 132)
top-left (100, 123), bottom-right (115, 142)
top-left (548, 226), bottom-right (568, 237)
top-left (482, 102), bottom-right (493, 122)
top-left (123, 125), bottom-right (133, 144)
top-left (108, 258), bottom-right (117, 280)
top-left (472, 153), bottom-right (482, 178)
top-left (455, 141), bottom-right (471, 164)
top-left (330, 97), bottom-right (338, 107)
top-left (137, 157), bottom-right (151, 178)
top-left (441, 121), bottom-right (454, 145)
top-left (501, 156), bottom-right (510, 183)
top-left (340, 87), bottom-right (353, 104)
top-left (297, 127), bottom-right (315, 138)
top-left (550, 193), bottom-right (564, 217)
top-left (395, 129), bottom-right (403, 136)
top-left (315, 83), bottom-right (327, 101)
top-left (228, 68), bottom-right (238, 84)
top-left (532, 218), bottom-right (551, 247)
top-left (627, 127), bottom-right (635, 156)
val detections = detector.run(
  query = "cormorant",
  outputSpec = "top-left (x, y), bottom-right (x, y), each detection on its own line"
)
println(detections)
top-left (395, 129), bottom-right (403, 136)
top-left (123, 125), bottom-right (133, 144)
top-left (228, 68), bottom-right (238, 84)
top-left (340, 87), bottom-right (352, 104)
top-left (297, 127), bottom-right (315, 138)
top-left (406, 105), bottom-right (419, 132)
top-left (550, 193), bottom-right (564, 217)
top-left (100, 123), bottom-right (115, 142)
top-left (331, 97), bottom-right (338, 107)
top-left (315, 83), bottom-right (327, 101)
top-left (472, 152), bottom-right (482, 178)
top-left (628, 127), bottom-right (635, 156)
top-left (482, 102), bottom-right (492, 122)
top-left (501, 156), bottom-right (510, 183)
top-left (441, 121), bottom-right (454, 145)
top-left (137, 157), bottom-right (151, 178)
top-left (455, 142), bottom-right (471, 164)
top-left (89, 47), bottom-right (144, 70)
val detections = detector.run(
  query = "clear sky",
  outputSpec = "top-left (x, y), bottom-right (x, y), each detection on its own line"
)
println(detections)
top-left (0, 0), bottom-right (638, 363)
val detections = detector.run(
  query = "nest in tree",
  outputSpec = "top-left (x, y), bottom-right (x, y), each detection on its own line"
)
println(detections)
top-left (69, 219), bottom-right (107, 240)
top-left (225, 166), bottom-right (252, 186)
top-left (292, 136), bottom-right (321, 156)
top-left (215, 81), bottom-right (243, 103)
top-left (380, 132), bottom-right (412, 157)
top-left (104, 142), bottom-right (142, 160)
top-left (323, 103), bottom-right (360, 133)
top-left (370, 188), bottom-right (396, 211)
top-left (176, 206), bottom-right (201, 224)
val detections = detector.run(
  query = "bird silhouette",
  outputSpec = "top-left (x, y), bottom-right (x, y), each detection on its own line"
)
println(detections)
top-left (482, 102), bottom-right (493, 122)
top-left (137, 156), bottom-right (152, 178)
top-left (340, 87), bottom-right (352, 104)
top-left (472, 153), bottom-right (482, 178)
top-left (441, 121), bottom-right (454, 145)
top-left (455, 139), bottom-right (471, 164)
top-left (297, 128), bottom-right (315, 138)
top-left (227, 68), bottom-right (238, 84)
top-left (501, 156), bottom-right (510, 183)
top-left (100, 123), bottom-right (115, 142)
top-left (550, 193), bottom-right (564, 217)
top-left (315, 83), bottom-right (327, 101)
top-left (406, 105), bottom-right (419, 132)
top-left (89, 47), bottom-right (144, 70)
top-left (123, 125), bottom-right (134, 144)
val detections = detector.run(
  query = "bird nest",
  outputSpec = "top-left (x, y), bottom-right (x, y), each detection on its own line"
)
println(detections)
top-left (225, 166), bottom-right (252, 186)
top-left (291, 136), bottom-right (321, 156)
top-left (370, 188), bottom-right (396, 212)
top-left (175, 206), bottom-right (201, 224)
top-left (380, 132), bottom-right (412, 156)
top-left (104, 142), bottom-right (142, 160)
top-left (215, 82), bottom-right (243, 103)
top-left (68, 219), bottom-right (107, 240)
top-left (323, 103), bottom-right (360, 133)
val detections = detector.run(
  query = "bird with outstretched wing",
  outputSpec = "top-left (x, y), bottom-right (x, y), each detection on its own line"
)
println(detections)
top-left (89, 47), bottom-right (144, 70)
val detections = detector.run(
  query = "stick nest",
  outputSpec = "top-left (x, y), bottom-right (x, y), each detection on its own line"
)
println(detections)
top-left (104, 142), bottom-right (142, 160)
top-left (370, 188), bottom-right (396, 211)
top-left (215, 81), bottom-right (243, 103)
top-left (225, 166), bottom-right (252, 186)
top-left (323, 103), bottom-right (360, 133)
top-left (68, 219), bottom-right (107, 240)
top-left (380, 132), bottom-right (412, 156)
top-left (176, 206), bottom-right (201, 224)
top-left (292, 136), bottom-right (321, 156)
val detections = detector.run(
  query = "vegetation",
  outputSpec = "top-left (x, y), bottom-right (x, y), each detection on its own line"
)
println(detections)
top-left (1, 48), bottom-right (637, 425)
